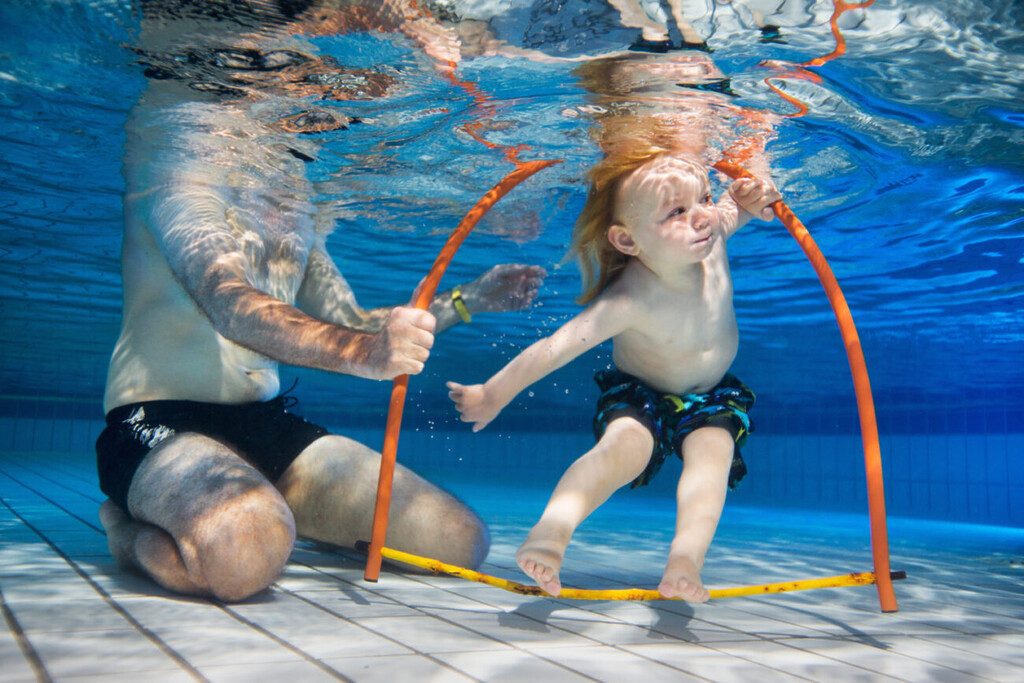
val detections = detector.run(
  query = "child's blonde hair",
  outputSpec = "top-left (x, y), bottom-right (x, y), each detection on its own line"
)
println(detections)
top-left (570, 115), bottom-right (704, 304)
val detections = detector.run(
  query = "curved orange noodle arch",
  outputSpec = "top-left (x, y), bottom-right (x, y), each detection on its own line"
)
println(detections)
top-left (364, 63), bottom-right (561, 580)
top-left (801, 0), bottom-right (877, 68)
top-left (365, 155), bottom-right (899, 612)
top-left (366, 38), bottom-right (898, 612)
top-left (713, 160), bottom-right (897, 613)
top-left (744, 0), bottom-right (897, 611)
top-left (363, 157), bottom-right (559, 582)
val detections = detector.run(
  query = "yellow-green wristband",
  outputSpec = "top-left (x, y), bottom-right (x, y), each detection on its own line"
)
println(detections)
top-left (452, 286), bottom-right (471, 323)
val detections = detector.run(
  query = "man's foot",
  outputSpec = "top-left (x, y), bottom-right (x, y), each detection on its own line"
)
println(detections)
top-left (515, 523), bottom-right (571, 596)
top-left (99, 499), bottom-right (208, 596)
top-left (659, 553), bottom-right (710, 602)
top-left (99, 499), bottom-right (141, 571)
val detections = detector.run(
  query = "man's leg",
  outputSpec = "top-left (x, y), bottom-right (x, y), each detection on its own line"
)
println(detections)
top-left (276, 435), bottom-right (489, 570)
top-left (659, 425), bottom-right (735, 601)
top-left (100, 433), bottom-right (296, 602)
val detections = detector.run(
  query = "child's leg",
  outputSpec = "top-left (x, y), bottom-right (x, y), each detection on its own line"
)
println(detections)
top-left (517, 417), bottom-right (653, 595)
top-left (660, 426), bottom-right (735, 601)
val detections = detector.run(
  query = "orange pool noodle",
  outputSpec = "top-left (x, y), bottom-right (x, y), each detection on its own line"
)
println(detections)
top-left (364, 158), bottom-right (559, 582)
top-left (714, 161), bottom-right (897, 613)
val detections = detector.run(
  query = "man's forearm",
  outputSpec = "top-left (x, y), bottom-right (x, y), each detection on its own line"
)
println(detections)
top-left (200, 274), bottom-right (388, 378)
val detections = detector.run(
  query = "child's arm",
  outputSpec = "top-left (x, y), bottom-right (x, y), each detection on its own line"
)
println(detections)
top-left (720, 176), bottom-right (782, 238)
top-left (448, 295), bottom-right (632, 432)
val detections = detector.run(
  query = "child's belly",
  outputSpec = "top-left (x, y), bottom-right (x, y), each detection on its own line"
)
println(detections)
top-left (612, 330), bottom-right (739, 395)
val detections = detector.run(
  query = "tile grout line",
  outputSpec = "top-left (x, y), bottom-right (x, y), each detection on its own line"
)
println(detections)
top-left (733, 602), bottom-right (1011, 679)
top-left (0, 451), bottom-right (104, 493)
top-left (273, 583), bottom-right (483, 682)
top-left (438, 574), bottom-right (864, 682)
top-left (772, 579), bottom-right (1024, 642)
top-left (0, 495), bottom-right (209, 682)
top-left (210, 599), bottom-right (359, 682)
top-left (3, 459), bottom-right (576, 681)
top-left (489, 547), bottom-right (1024, 647)
top-left (388, 559), bottom-right (862, 681)
top-left (284, 561), bottom-right (606, 682)
top-left (1, 468), bottom-right (376, 681)
top-left (0, 453), bottom-right (106, 508)
top-left (4, 452), bottom-right (1020, 681)
top-left (674, 601), bottom-right (943, 681)
top-left (1, 585), bottom-right (53, 683)
top-left (0, 468), bottom-right (106, 535)
top-left (304, 559), bottom-right (741, 683)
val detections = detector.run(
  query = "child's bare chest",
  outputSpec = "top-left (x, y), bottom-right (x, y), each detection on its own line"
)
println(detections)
top-left (611, 256), bottom-right (738, 393)
top-left (631, 288), bottom-right (735, 353)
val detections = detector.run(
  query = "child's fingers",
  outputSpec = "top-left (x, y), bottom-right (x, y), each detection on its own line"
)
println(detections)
top-left (446, 382), bottom-right (466, 413)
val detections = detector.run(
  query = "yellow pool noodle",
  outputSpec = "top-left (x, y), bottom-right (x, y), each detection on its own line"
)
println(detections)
top-left (375, 545), bottom-right (906, 601)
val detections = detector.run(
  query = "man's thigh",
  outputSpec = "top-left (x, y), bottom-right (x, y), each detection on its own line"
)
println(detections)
top-left (127, 432), bottom-right (292, 540)
top-left (277, 434), bottom-right (490, 569)
top-left (125, 431), bottom-right (297, 598)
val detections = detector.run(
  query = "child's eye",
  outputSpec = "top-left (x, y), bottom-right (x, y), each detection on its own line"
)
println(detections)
top-left (668, 206), bottom-right (687, 217)
top-left (702, 193), bottom-right (713, 204)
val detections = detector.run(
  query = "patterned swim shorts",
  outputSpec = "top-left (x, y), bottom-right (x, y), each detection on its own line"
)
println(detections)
top-left (592, 368), bottom-right (755, 489)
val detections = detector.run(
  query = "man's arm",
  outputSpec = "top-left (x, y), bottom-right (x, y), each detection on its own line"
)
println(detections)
top-left (448, 293), bottom-right (632, 431)
top-left (149, 190), bottom-right (433, 380)
top-left (297, 245), bottom-right (546, 333)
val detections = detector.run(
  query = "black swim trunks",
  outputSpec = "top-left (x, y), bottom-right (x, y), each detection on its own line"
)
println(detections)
top-left (95, 393), bottom-right (329, 512)
top-left (592, 369), bottom-right (755, 490)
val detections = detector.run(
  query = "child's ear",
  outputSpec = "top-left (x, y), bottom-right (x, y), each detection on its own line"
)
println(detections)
top-left (607, 224), bottom-right (639, 256)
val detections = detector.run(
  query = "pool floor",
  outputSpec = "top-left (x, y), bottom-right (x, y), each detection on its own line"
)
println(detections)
top-left (2, 450), bottom-right (1022, 681)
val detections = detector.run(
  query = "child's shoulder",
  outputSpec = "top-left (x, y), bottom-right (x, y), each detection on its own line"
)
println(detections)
top-left (590, 268), bottom-right (652, 315)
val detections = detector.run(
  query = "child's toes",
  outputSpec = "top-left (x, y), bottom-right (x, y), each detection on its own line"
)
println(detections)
top-left (541, 575), bottom-right (562, 596)
top-left (681, 581), bottom-right (710, 602)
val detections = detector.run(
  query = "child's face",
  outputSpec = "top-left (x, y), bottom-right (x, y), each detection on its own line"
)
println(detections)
top-left (612, 155), bottom-right (720, 266)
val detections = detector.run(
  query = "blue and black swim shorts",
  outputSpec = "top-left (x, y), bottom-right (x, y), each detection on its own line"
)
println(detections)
top-left (592, 368), bottom-right (755, 489)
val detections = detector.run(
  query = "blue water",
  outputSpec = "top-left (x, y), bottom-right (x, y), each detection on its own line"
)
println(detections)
top-left (0, 1), bottom-right (1021, 527)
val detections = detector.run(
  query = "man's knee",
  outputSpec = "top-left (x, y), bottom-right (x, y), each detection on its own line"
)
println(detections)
top-left (280, 435), bottom-right (491, 570)
top-left (429, 502), bottom-right (490, 570)
top-left (386, 470), bottom-right (491, 571)
top-left (124, 433), bottom-right (297, 600)
top-left (194, 487), bottom-right (296, 602)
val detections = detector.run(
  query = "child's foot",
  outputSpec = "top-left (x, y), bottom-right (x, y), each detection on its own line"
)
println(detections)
top-left (659, 553), bottom-right (710, 602)
top-left (515, 523), bottom-right (571, 596)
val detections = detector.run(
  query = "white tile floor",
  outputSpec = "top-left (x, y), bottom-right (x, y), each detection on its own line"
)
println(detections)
top-left (2, 450), bottom-right (1022, 682)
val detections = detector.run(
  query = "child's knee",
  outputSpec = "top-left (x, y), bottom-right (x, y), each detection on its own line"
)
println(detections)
top-left (682, 426), bottom-right (735, 461)
top-left (603, 418), bottom-right (655, 475)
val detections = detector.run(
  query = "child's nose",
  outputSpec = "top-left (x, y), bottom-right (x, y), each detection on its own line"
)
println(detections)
top-left (693, 207), bottom-right (712, 229)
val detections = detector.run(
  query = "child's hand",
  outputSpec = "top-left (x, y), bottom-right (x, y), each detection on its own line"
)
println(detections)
top-left (729, 177), bottom-right (782, 222)
top-left (447, 381), bottom-right (502, 432)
